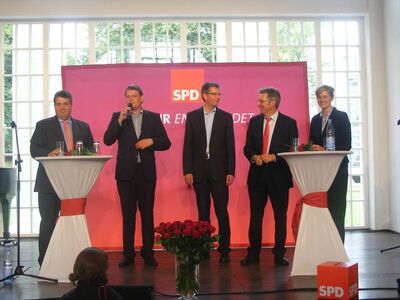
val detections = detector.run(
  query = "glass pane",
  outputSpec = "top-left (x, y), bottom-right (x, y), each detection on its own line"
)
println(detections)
top-left (321, 72), bottom-right (335, 87)
top-left (155, 23), bottom-right (167, 46)
top-left (351, 202), bottom-right (364, 227)
top-left (48, 75), bottom-right (62, 100)
top-left (32, 208), bottom-right (40, 234)
top-left (169, 23), bottom-right (180, 46)
top-left (31, 50), bottom-right (43, 74)
top-left (123, 49), bottom-right (135, 63)
top-left (348, 72), bottom-right (361, 97)
top-left (277, 22), bottom-right (290, 45)
top-left (321, 47), bottom-right (334, 71)
top-left (31, 76), bottom-right (43, 101)
top-left (350, 179), bottom-right (363, 200)
top-left (216, 22), bottom-right (226, 46)
top-left (304, 48), bottom-right (316, 71)
top-left (141, 23), bottom-right (153, 46)
top-left (334, 47), bottom-right (347, 71)
top-left (232, 22), bottom-right (243, 46)
top-left (63, 23), bottom-right (76, 48)
top-left (335, 72), bottom-right (348, 97)
top-left (216, 47), bottom-right (226, 62)
top-left (348, 47), bottom-right (360, 71)
top-left (199, 23), bottom-right (213, 46)
top-left (49, 24), bottom-right (62, 48)
top-left (31, 24), bottom-right (43, 48)
top-left (16, 50), bottom-right (30, 74)
top-left (20, 158), bottom-right (31, 182)
top-left (110, 23), bottom-right (122, 46)
top-left (63, 49), bottom-right (76, 65)
top-left (16, 76), bottom-right (29, 101)
top-left (245, 22), bottom-right (257, 46)
top-left (303, 22), bottom-right (315, 45)
top-left (289, 22), bottom-right (302, 45)
top-left (17, 24), bottom-right (30, 48)
top-left (349, 98), bottom-right (361, 122)
top-left (20, 208), bottom-right (32, 234)
top-left (335, 97), bottom-right (348, 113)
top-left (259, 47), bottom-right (270, 62)
top-left (76, 48), bottom-right (89, 65)
top-left (232, 47), bottom-right (244, 62)
top-left (49, 49), bottom-right (62, 74)
top-left (109, 49), bottom-right (121, 63)
top-left (333, 21), bottom-right (346, 45)
top-left (31, 102), bottom-right (44, 126)
top-left (259, 22), bottom-right (269, 45)
top-left (320, 21), bottom-right (333, 45)
top-left (245, 47), bottom-right (258, 62)
top-left (187, 23), bottom-right (199, 46)
top-left (4, 76), bottom-right (13, 101)
top-left (4, 50), bottom-right (12, 75)
top-left (351, 124), bottom-right (361, 149)
top-left (18, 129), bottom-right (31, 155)
top-left (3, 24), bottom-right (14, 49)
top-left (3, 103), bottom-right (12, 126)
top-left (141, 48), bottom-right (154, 62)
top-left (76, 23), bottom-right (89, 47)
top-left (123, 23), bottom-right (135, 46)
top-left (95, 23), bottom-right (108, 47)
top-left (16, 102), bottom-right (30, 127)
top-left (347, 21), bottom-right (359, 46)
top-left (4, 129), bottom-right (13, 153)
top-left (171, 47), bottom-right (181, 63)
top-left (350, 149), bottom-right (362, 171)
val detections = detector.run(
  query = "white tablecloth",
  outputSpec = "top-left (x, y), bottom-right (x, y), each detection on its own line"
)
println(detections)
top-left (278, 151), bottom-right (351, 276)
top-left (35, 156), bottom-right (112, 282)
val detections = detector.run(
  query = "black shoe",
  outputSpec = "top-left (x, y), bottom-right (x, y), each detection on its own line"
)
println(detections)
top-left (219, 254), bottom-right (231, 264)
top-left (240, 255), bottom-right (259, 265)
top-left (144, 257), bottom-right (158, 266)
top-left (119, 257), bottom-right (134, 268)
top-left (274, 256), bottom-right (289, 266)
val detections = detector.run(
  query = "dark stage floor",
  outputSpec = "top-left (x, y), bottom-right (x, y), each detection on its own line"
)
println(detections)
top-left (1, 230), bottom-right (400, 299)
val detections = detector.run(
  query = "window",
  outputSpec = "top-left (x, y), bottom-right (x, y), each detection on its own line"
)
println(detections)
top-left (0, 18), bottom-right (366, 235)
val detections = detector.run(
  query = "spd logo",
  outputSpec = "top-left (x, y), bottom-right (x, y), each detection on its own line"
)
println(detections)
top-left (170, 69), bottom-right (204, 103)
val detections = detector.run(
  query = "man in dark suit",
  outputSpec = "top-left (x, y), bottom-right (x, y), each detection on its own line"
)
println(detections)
top-left (309, 85), bottom-right (351, 242)
top-left (30, 90), bottom-right (94, 266)
top-left (183, 82), bottom-right (235, 263)
top-left (104, 84), bottom-right (171, 267)
top-left (241, 87), bottom-right (298, 266)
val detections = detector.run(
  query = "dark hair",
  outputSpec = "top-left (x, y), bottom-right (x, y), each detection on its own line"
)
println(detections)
top-left (201, 82), bottom-right (220, 100)
top-left (125, 84), bottom-right (144, 96)
top-left (68, 247), bottom-right (109, 286)
top-left (259, 87), bottom-right (281, 108)
top-left (315, 85), bottom-right (335, 98)
top-left (53, 90), bottom-right (72, 104)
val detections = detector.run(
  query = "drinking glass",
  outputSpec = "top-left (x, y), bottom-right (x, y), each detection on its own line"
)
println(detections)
top-left (56, 141), bottom-right (65, 156)
top-left (292, 138), bottom-right (299, 152)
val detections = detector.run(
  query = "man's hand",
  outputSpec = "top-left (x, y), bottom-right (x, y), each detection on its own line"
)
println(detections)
top-left (260, 154), bottom-right (276, 164)
top-left (251, 155), bottom-right (263, 166)
top-left (135, 138), bottom-right (153, 150)
top-left (311, 144), bottom-right (325, 151)
top-left (48, 148), bottom-right (59, 157)
top-left (184, 173), bottom-right (193, 186)
top-left (226, 175), bottom-right (234, 186)
top-left (118, 107), bottom-right (131, 125)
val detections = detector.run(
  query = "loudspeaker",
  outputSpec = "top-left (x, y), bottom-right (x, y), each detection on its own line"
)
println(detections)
top-left (110, 284), bottom-right (154, 300)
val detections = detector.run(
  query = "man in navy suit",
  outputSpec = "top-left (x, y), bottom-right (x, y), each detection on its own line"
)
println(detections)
top-left (104, 84), bottom-right (171, 267)
top-left (30, 90), bottom-right (94, 266)
top-left (309, 85), bottom-right (351, 242)
top-left (183, 82), bottom-right (236, 263)
top-left (241, 87), bottom-right (298, 266)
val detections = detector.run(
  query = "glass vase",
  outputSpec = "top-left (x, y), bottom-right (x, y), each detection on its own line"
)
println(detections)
top-left (175, 255), bottom-right (199, 300)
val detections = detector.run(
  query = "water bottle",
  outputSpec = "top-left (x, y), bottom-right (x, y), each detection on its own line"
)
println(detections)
top-left (93, 140), bottom-right (100, 155)
top-left (76, 140), bottom-right (83, 156)
top-left (3, 250), bottom-right (13, 285)
top-left (325, 119), bottom-right (335, 151)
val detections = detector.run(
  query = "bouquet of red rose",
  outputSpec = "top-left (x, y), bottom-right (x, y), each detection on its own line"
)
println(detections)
top-left (155, 220), bottom-right (218, 298)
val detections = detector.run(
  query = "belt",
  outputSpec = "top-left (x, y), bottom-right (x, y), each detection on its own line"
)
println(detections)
top-left (205, 153), bottom-right (210, 160)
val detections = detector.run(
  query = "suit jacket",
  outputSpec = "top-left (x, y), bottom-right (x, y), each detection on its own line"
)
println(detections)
top-left (30, 116), bottom-right (94, 193)
top-left (244, 112), bottom-right (298, 189)
top-left (103, 110), bottom-right (171, 181)
top-left (309, 107), bottom-right (351, 163)
top-left (183, 107), bottom-right (235, 182)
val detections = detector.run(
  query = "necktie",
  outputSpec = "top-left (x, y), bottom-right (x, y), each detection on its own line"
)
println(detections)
top-left (63, 120), bottom-right (73, 151)
top-left (262, 117), bottom-right (272, 154)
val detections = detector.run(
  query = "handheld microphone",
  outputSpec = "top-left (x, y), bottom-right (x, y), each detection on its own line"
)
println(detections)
top-left (126, 104), bottom-right (133, 118)
top-left (398, 119), bottom-right (400, 125)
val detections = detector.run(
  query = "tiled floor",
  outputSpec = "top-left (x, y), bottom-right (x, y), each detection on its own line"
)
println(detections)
top-left (1, 230), bottom-right (400, 299)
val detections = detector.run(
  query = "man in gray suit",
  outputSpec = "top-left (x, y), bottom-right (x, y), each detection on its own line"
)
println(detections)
top-left (30, 90), bottom-right (93, 266)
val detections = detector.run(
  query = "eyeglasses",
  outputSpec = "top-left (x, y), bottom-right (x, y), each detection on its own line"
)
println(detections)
top-left (257, 98), bottom-right (274, 103)
top-left (206, 92), bottom-right (223, 96)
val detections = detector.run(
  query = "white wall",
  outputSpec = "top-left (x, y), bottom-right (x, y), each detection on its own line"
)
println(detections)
top-left (0, 0), bottom-right (398, 232)
top-left (384, 0), bottom-right (400, 232)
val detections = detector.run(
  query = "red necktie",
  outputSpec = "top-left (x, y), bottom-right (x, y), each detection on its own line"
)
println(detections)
top-left (63, 120), bottom-right (73, 151)
top-left (262, 117), bottom-right (271, 154)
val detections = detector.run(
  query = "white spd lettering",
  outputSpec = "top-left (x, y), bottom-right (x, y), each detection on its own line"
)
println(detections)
top-left (319, 285), bottom-right (344, 297)
top-left (172, 89), bottom-right (200, 101)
